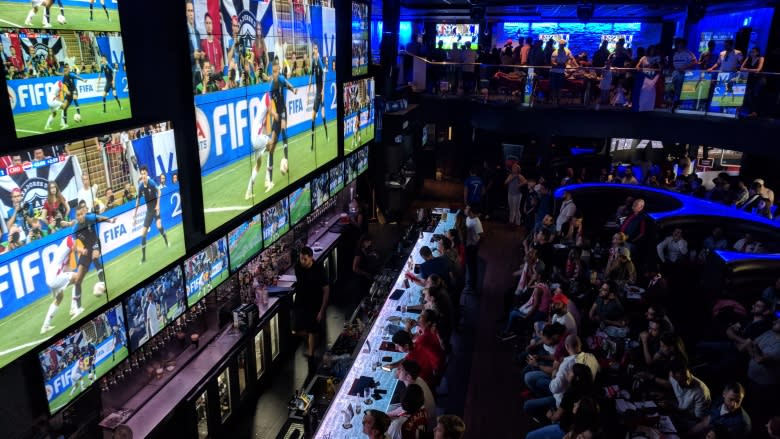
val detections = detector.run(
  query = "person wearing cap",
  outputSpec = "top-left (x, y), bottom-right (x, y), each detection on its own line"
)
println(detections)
top-left (753, 178), bottom-right (774, 205)
top-left (534, 291), bottom-right (577, 338)
top-left (550, 39), bottom-right (577, 104)
top-left (605, 246), bottom-right (637, 287)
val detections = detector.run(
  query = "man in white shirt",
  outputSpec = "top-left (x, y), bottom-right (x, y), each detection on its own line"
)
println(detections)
top-left (668, 359), bottom-right (712, 427)
top-left (708, 39), bottom-right (744, 73)
top-left (657, 228), bottom-right (689, 263)
top-left (77, 172), bottom-right (99, 213)
top-left (389, 360), bottom-right (437, 431)
top-left (464, 205), bottom-right (483, 291)
top-left (555, 191), bottom-right (577, 233)
top-left (753, 178), bottom-right (775, 205)
top-left (671, 38), bottom-right (697, 108)
top-left (733, 233), bottom-right (764, 253)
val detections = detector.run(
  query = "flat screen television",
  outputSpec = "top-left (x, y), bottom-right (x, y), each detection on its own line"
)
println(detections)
top-left (328, 162), bottom-right (344, 196)
top-left (123, 265), bottom-right (186, 352)
top-left (261, 198), bottom-right (290, 247)
top-left (343, 77), bottom-right (375, 155)
top-left (1, 0), bottom-right (132, 139)
top-left (189, 0), bottom-right (338, 232)
top-left (228, 213), bottom-right (263, 273)
top-left (435, 23), bottom-right (479, 50)
top-left (351, 2), bottom-right (369, 76)
top-left (288, 182), bottom-right (312, 226)
top-left (311, 170), bottom-right (330, 210)
top-left (184, 237), bottom-right (229, 307)
top-left (37, 302), bottom-right (128, 414)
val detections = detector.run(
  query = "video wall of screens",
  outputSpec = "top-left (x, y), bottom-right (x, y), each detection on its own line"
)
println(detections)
top-left (435, 23), bottom-right (479, 50)
top-left (0, 122), bottom-right (184, 369)
top-left (261, 198), bottom-right (289, 247)
top-left (123, 266), bottom-right (186, 352)
top-left (311, 170), bottom-right (330, 210)
top-left (228, 213), bottom-right (263, 273)
top-left (328, 162), bottom-right (344, 196)
top-left (187, 0), bottom-right (339, 232)
top-left (1, 0), bottom-right (131, 139)
top-left (185, 237), bottom-right (229, 308)
top-left (343, 77), bottom-right (375, 155)
top-left (345, 153), bottom-right (359, 183)
top-left (37, 302), bottom-right (127, 415)
top-left (351, 2), bottom-right (369, 76)
top-left (288, 182), bottom-right (311, 226)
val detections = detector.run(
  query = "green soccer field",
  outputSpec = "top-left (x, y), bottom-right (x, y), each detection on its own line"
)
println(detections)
top-left (0, 267), bottom-right (106, 369)
top-left (710, 94), bottom-right (743, 107)
top-left (13, 98), bottom-right (131, 138)
top-left (0, 2), bottom-right (120, 32)
top-left (344, 123), bottom-right (374, 155)
top-left (290, 187), bottom-right (311, 225)
top-left (187, 268), bottom-right (230, 307)
top-left (352, 65), bottom-right (369, 76)
top-left (48, 345), bottom-right (128, 414)
top-left (202, 120), bottom-right (337, 232)
top-left (104, 223), bottom-right (185, 300)
top-left (680, 81), bottom-right (711, 101)
top-left (264, 223), bottom-right (290, 248)
top-left (229, 222), bottom-right (263, 271)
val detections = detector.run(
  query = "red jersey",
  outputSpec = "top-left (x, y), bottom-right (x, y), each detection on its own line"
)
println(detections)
top-left (405, 346), bottom-right (439, 389)
top-left (414, 329), bottom-right (445, 373)
top-left (201, 37), bottom-right (224, 73)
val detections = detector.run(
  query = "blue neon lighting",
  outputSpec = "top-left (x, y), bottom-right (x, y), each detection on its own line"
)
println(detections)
top-left (715, 249), bottom-right (780, 264)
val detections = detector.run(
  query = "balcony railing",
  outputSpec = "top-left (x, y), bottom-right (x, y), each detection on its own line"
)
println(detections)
top-left (399, 52), bottom-right (780, 120)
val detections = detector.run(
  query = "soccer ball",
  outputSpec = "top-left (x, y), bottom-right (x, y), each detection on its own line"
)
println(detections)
top-left (57, 14), bottom-right (66, 25)
top-left (73, 113), bottom-right (81, 122)
top-left (280, 158), bottom-right (289, 174)
top-left (93, 281), bottom-right (106, 296)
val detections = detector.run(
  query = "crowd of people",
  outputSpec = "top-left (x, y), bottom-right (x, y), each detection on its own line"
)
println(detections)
top-left (415, 32), bottom-right (769, 116)
top-left (453, 153), bottom-right (780, 438)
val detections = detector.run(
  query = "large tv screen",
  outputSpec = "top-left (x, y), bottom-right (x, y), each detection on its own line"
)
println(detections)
top-left (435, 23), bottom-right (479, 50)
top-left (1, 0), bottom-right (131, 139)
top-left (38, 302), bottom-right (128, 415)
top-left (0, 122), bottom-right (183, 369)
top-left (228, 213), bottom-right (263, 273)
top-left (346, 153), bottom-right (359, 183)
top-left (351, 2), bottom-right (369, 76)
top-left (124, 266), bottom-right (186, 352)
top-left (288, 182), bottom-right (311, 226)
top-left (311, 170), bottom-right (330, 210)
top-left (185, 236), bottom-right (229, 308)
top-left (343, 77), bottom-right (375, 154)
top-left (357, 145), bottom-right (369, 174)
top-left (188, 0), bottom-right (339, 232)
top-left (261, 197), bottom-right (289, 247)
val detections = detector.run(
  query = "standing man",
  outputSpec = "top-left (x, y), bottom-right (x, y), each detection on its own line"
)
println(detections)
top-left (464, 205), bottom-right (483, 291)
top-left (619, 198), bottom-right (647, 256)
top-left (185, 0), bottom-right (203, 89)
top-left (555, 190), bottom-right (577, 234)
top-left (293, 247), bottom-right (329, 358)
top-left (671, 38), bottom-right (697, 110)
top-left (96, 55), bottom-right (123, 113)
top-left (463, 166), bottom-right (484, 211)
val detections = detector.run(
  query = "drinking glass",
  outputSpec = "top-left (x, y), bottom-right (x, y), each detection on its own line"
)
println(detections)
top-left (363, 387), bottom-right (373, 405)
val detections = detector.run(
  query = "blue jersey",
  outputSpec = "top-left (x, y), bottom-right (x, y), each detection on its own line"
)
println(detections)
top-left (311, 56), bottom-right (325, 89)
top-left (464, 175), bottom-right (484, 205)
top-left (100, 63), bottom-right (115, 82)
top-left (137, 179), bottom-right (160, 206)
top-left (73, 212), bottom-right (100, 246)
top-left (271, 75), bottom-right (292, 113)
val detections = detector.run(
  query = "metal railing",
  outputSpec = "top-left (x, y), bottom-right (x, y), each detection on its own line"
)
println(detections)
top-left (399, 51), bottom-right (779, 119)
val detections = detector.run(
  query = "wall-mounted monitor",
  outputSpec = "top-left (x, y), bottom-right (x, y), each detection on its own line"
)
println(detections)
top-left (123, 265), bottom-right (186, 352)
top-left (2, 2), bottom-right (132, 139)
top-left (328, 162), bottom-right (344, 196)
top-left (311, 170), bottom-right (330, 210)
top-left (37, 302), bottom-right (128, 414)
top-left (343, 77), bottom-right (375, 155)
top-left (188, 0), bottom-right (338, 232)
top-left (261, 198), bottom-right (289, 247)
top-left (351, 2), bottom-right (369, 76)
top-left (0, 122), bottom-right (183, 368)
top-left (228, 213), bottom-right (263, 273)
top-left (435, 23), bottom-right (479, 50)
top-left (185, 237), bottom-right (229, 307)
top-left (357, 146), bottom-right (369, 174)
top-left (345, 154), bottom-right (359, 184)
top-left (288, 182), bottom-right (312, 226)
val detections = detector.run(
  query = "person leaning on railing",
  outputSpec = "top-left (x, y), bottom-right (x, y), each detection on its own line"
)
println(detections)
top-left (740, 47), bottom-right (765, 117)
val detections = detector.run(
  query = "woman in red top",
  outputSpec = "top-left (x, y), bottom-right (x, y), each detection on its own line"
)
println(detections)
top-left (407, 309), bottom-right (445, 374)
top-left (389, 330), bottom-right (438, 389)
top-left (41, 181), bottom-right (71, 231)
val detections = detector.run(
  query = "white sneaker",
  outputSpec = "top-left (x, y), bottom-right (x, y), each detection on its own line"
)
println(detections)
top-left (24, 19), bottom-right (33, 26)
top-left (45, 125), bottom-right (52, 130)
top-left (40, 324), bottom-right (55, 334)
top-left (244, 189), bottom-right (253, 200)
top-left (60, 123), bottom-right (69, 129)
top-left (70, 307), bottom-right (84, 320)
top-left (42, 18), bottom-right (51, 28)
top-left (264, 180), bottom-right (275, 193)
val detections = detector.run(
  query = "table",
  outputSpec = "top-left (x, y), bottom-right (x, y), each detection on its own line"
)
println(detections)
top-left (314, 209), bottom-right (456, 438)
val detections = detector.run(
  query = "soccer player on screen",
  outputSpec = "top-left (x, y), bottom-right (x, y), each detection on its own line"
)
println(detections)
top-left (96, 55), bottom-right (122, 112)
top-left (307, 43), bottom-right (329, 151)
top-left (70, 204), bottom-right (115, 319)
top-left (44, 81), bottom-right (65, 130)
top-left (134, 165), bottom-right (170, 264)
top-left (64, 66), bottom-right (87, 121)
top-left (269, 58), bottom-right (295, 177)
top-left (59, 64), bottom-right (79, 127)
top-left (89, 0), bottom-right (110, 22)
top-left (40, 236), bottom-right (79, 334)
top-left (25, 0), bottom-right (53, 28)
top-left (245, 93), bottom-right (272, 200)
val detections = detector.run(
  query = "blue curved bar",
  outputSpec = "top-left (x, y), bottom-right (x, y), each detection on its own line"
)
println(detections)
top-left (714, 250), bottom-right (780, 264)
